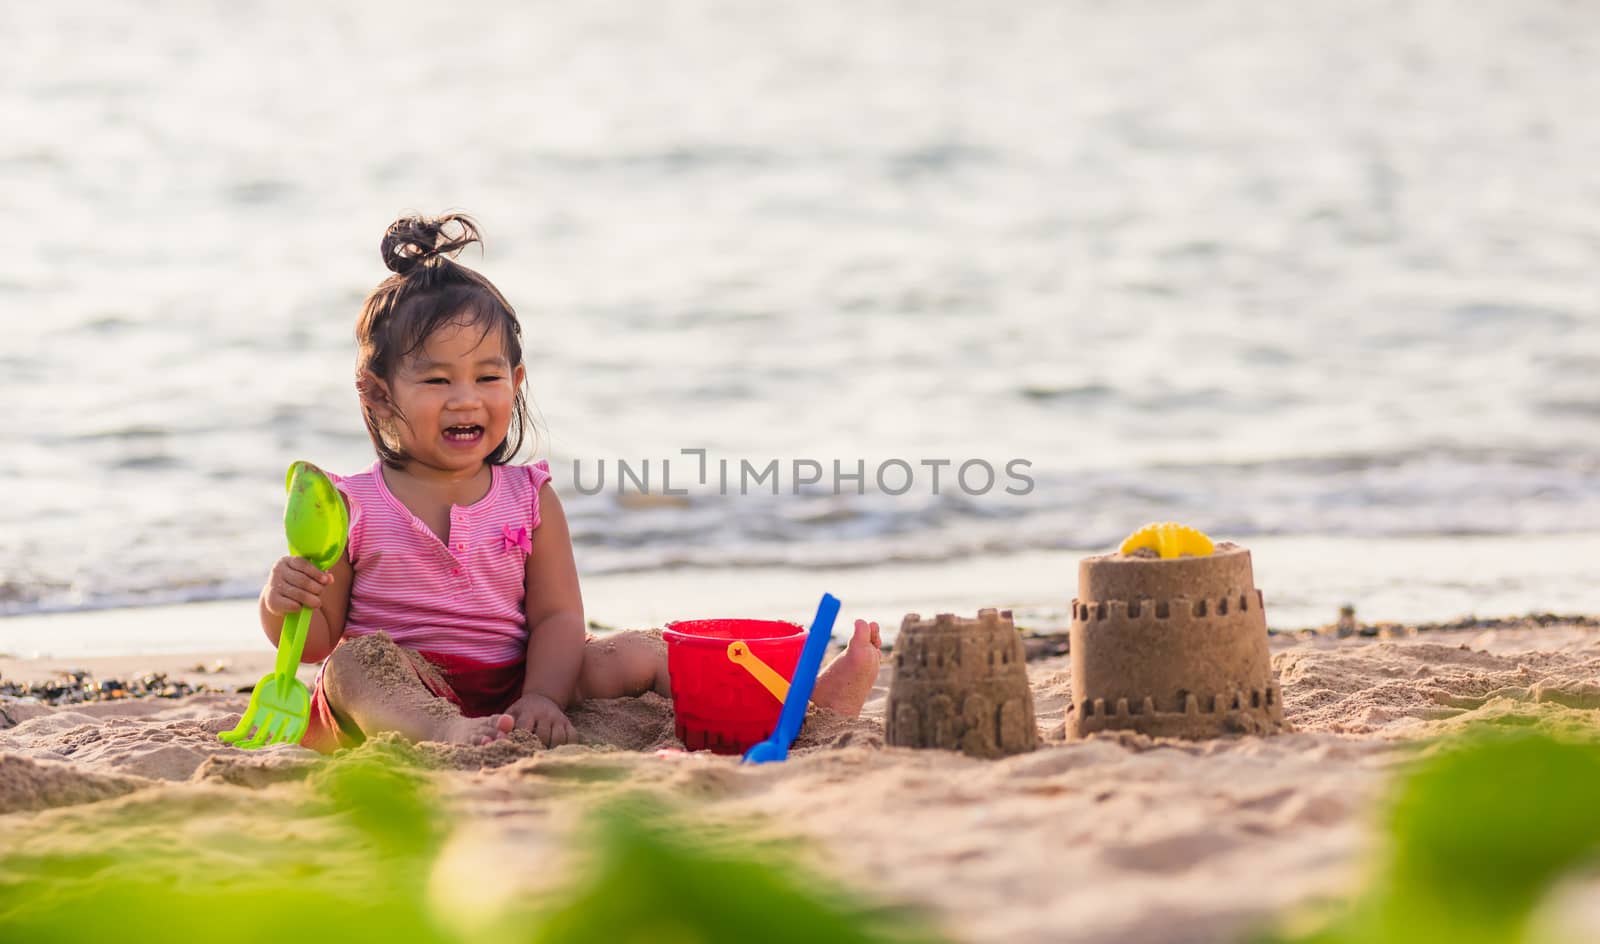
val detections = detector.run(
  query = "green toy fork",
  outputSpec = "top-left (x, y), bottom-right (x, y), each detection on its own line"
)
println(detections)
top-left (220, 461), bottom-right (349, 750)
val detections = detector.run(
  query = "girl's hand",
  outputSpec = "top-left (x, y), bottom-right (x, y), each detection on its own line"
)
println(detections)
top-left (263, 555), bottom-right (333, 616)
top-left (507, 692), bottom-right (576, 747)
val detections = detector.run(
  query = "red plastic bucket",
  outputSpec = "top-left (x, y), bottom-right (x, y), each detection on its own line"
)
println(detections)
top-left (663, 618), bottom-right (806, 755)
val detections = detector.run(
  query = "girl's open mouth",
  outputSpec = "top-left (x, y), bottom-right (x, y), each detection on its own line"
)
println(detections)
top-left (443, 425), bottom-right (484, 444)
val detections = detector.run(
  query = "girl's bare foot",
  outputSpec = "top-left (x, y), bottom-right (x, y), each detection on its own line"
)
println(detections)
top-left (811, 619), bottom-right (882, 718)
top-left (436, 712), bottom-right (515, 747)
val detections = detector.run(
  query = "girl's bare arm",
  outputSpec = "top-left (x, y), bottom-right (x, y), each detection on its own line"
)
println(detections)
top-left (520, 487), bottom-right (587, 707)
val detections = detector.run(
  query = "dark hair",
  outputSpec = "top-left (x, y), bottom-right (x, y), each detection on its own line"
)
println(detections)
top-left (355, 213), bottom-right (531, 468)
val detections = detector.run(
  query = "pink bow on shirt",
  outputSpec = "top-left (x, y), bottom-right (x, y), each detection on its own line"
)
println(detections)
top-left (500, 524), bottom-right (532, 555)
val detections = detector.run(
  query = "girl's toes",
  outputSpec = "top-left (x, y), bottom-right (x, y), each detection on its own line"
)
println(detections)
top-left (494, 714), bottom-right (514, 737)
top-left (849, 619), bottom-right (881, 649)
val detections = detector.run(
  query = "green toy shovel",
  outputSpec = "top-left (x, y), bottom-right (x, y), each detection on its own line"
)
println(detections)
top-left (220, 461), bottom-right (349, 749)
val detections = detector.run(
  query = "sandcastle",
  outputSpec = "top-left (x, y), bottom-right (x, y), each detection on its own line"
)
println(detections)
top-left (1067, 529), bottom-right (1288, 739)
top-left (885, 608), bottom-right (1038, 758)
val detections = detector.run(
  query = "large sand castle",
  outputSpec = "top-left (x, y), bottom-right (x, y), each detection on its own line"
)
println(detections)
top-left (1067, 542), bottom-right (1288, 739)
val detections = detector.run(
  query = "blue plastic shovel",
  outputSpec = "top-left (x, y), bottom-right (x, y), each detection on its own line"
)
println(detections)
top-left (742, 592), bottom-right (841, 765)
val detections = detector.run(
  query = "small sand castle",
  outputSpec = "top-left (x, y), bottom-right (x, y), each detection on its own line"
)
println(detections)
top-left (1067, 524), bottom-right (1288, 739)
top-left (885, 608), bottom-right (1038, 758)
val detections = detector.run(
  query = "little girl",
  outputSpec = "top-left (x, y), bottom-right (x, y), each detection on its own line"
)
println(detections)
top-left (258, 214), bottom-right (883, 752)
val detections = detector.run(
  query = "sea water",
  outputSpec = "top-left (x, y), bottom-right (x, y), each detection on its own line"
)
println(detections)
top-left (3, 1), bottom-right (1599, 632)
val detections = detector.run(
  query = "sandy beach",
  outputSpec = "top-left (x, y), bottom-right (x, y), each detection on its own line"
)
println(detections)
top-left (6, 617), bottom-right (1600, 942)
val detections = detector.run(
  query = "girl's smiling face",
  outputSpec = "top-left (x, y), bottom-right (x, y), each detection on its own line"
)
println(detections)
top-left (364, 316), bottom-right (527, 477)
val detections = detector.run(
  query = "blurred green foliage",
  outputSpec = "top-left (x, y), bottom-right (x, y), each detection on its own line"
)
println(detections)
top-left (1261, 730), bottom-right (1600, 944)
top-left (530, 799), bottom-right (940, 944)
top-left (0, 753), bottom-right (944, 944)
top-left (0, 755), bottom-right (456, 943)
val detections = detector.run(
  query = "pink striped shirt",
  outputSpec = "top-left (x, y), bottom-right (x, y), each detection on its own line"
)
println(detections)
top-left (332, 460), bottom-right (552, 665)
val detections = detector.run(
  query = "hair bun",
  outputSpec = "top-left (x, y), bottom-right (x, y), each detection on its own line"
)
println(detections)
top-left (380, 213), bottom-right (483, 275)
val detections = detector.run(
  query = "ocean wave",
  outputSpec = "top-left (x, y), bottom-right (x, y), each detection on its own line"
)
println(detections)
top-left (7, 447), bottom-right (1600, 618)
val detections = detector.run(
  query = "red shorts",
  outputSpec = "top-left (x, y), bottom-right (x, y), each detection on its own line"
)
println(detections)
top-left (300, 643), bottom-right (526, 754)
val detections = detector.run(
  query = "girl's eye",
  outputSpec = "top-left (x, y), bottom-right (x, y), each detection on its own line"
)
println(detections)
top-left (479, 375), bottom-right (502, 383)
top-left (423, 378), bottom-right (448, 385)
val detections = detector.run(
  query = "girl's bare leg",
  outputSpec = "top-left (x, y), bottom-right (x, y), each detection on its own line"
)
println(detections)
top-left (577, 621), bottom-right (882, 718)
top-left (575, 630), bottom-right (673, 700)
top-left (322, 633), bottom-right (513, 746)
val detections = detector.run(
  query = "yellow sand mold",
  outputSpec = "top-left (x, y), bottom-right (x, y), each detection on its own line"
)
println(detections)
top-left (1118, 522), bottom-right (1215, 559)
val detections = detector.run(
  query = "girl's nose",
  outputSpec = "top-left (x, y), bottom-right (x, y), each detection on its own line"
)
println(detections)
top-left (445, 383), bottom-right (484, 408)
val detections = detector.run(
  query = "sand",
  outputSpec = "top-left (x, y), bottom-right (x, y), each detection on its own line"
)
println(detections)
top-left (5, 624), bottom-right (1600, 942)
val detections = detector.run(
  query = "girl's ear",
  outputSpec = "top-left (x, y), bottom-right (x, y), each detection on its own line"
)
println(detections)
top-left (357, 370), bottom-right (396, 419)
top-left (513, 363), bottom-right (527, 388)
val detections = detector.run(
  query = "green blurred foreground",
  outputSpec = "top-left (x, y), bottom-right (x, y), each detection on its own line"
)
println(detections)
top-left (6, 729), bottom-right (1600, 943)
top-left (1263, 729), bottom-right (1600, 944)
top-left (0, 753), bottom-right (943, 944)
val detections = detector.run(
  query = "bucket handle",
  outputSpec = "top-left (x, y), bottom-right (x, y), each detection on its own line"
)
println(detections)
top-left (726, 641), bottom-right (789, 703)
